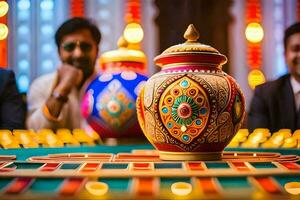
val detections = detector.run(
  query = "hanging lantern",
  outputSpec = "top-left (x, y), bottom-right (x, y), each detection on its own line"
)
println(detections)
top-left (245, 0), bottom-right (265, 89)
top-left (0, 1), bottom-right (9, 18)
top-left (245, 22), bottom-right (264, 43)
top-left (248, 69), bottom-right (266, 89)
top-left (0, 0), bottom-right (8, 68)
top-left (123, 22), bottom-right (144, 43)
top-left (0, 23), bottom-right (8, 40)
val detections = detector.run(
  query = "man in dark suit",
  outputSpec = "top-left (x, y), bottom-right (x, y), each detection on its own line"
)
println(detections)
top-left (0, 69), bottom-right (25, 129)
top-left (248, 22), bottom-right (300, 133)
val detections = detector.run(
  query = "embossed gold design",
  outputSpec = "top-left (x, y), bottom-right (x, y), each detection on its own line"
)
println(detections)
top-left (198, 74), bottom-right (230, 112)
top-left (155, 128), bottom-right (167, 143)
top-left (143, 79), bottom-right (155, 108)
top-left (136, 88), bottom-right (146, 133)
top-left (144, 111), bottom-right (155, 144)
top-left (233, 93), bottom-right (243, 121)
top-left (143, 75), bottom-right (169, 108)
top-left (218, 112), bottom-right (234, 142)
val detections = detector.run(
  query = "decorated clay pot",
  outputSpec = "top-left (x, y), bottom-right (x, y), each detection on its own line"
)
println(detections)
top-left (136, 25), bottom-right (245, 160)
top-left (82, 37), bottom-right (148, 138)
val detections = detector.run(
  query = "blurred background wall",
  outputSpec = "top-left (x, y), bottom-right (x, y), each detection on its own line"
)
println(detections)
top-left (0, 0), bottom-right (299, 111)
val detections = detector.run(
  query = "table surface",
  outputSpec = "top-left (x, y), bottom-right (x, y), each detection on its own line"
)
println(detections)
top-left (0, 144), bottom-right (298, 161)
top-left (0, 144), bottom-right (299, 199)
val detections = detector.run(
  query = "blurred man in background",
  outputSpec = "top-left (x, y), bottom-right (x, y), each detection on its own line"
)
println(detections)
top-left (26, 17), bottom-right (101, 130)
top-left (248, 22), bottom-right (300, 133)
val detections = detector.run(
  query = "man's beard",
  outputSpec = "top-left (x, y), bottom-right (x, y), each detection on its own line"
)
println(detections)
top-left (65, 57), bottom-right (95, 86)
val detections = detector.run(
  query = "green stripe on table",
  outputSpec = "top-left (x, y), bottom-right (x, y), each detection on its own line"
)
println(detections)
top-left (160, 178), bottom-right (191, 188)
top-left (205, 162), bottom-right (230, 169)
top-left (29, 178), bottom-right (64, 192)
top-left (154, 163), bottom-right (182, 169)
top-left (101, 163), bottom-right (128, 169)
top-left (0, 178), bottom-right (13, 190)
top-left (60, 163), bottom-right (81, 170)
top-left (0, 145), bottom-right (152, 161)
top-left (250, 162), bottom-right (277, 169)
top-left (6, 162), bottom-right (44, 169)
top-left (274, 175), bottom-right (300, 186)
top-left (98, 178), bottom-right (130, 191)
top-left (218, 177), bottom-right (252, 189)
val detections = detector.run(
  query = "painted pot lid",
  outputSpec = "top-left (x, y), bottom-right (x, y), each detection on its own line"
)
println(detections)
top-left (99, 37), bottom-right (146, 64)
top-left (154, 24), bottom-right (227, 67)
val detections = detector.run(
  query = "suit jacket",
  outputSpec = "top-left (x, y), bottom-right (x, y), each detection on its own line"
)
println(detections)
top-left (248, 74), bottom-right (297, 133)
top-left (0, 69), bottom-right (25, 129)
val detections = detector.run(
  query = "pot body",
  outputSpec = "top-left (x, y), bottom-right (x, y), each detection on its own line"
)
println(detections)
top-left (137, 65), bottom-right (245, 160)
top-left (82, 70), bottom-right (147, 138)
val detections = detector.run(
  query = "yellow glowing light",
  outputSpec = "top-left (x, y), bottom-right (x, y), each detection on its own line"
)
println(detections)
top-left (123, 23), bottom-right (144, 43)
top-left (282, 137), bottom-right (297, 148)
top-left (85, 181), bottom-right (108, 196)
top-left (248, 69), bottom-right (266, 90)
top-left (171, 182), bottom-right (192, 196)
top-left (293, 130), bottom-right (300, 139)
top-left (245, 22), bottom-right (264, 43)
top-left (284, 182), bottom-right (300, 195)
top-left (0, 23), bottom-right (8, 40)
top-left (0, 1), bottom-right (9, 17)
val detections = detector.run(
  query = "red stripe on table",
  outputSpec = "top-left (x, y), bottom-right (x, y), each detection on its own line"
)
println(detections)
top-left (40, 163), bottom-right (60, 172)
top-left (197, 178), bottom-right (219, 194)
top-left (59, 178), bottom-right (85, 196)
top-left (0, 162), bottom-right (10, 169)
top-left (115, 154), bottom-right (159, 159)
top-left (50, 154), bottom-right (112, 158)
top-left (231, 162), bottom-right (250, 171)
top-left (254, 177), bottom-right (282, 194)
top-left (132, 163), bottom-right (151, 170)
top-left (135, 177), bottom-right (156, 196)
top-left (80, 163), bottom-right (99, 172)
top-left (5, 178), bottom-right (33, 194)
top-left (0, 163), bottom-right (16, 172)
top-left (0, 168), bottom-right (15, 172)
top-left (187, 162), bottom-right (204, 170)
top-left (280, 162), bottom-right (300, 170)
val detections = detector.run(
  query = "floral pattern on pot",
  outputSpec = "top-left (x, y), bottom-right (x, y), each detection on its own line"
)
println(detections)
top-left (158, 76), bottom-right (210, 144)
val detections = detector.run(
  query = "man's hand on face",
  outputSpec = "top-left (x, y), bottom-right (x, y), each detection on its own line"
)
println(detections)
top-left (55, 63), bottom-right (83, 96)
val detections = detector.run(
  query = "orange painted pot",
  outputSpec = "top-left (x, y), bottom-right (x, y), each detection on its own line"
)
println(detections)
top-left (136, 25), bottom-right (245, 160)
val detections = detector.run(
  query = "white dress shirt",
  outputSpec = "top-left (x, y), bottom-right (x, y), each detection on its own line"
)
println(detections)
top-left (26, 72), bottom-right (89, 130)
top-left (290, 76), bottom-right (300, 111)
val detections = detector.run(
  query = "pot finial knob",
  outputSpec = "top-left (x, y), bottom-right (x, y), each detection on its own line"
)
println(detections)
top-left (117, 36), bottom-right (128, 48)
top-left (184, 24), bottom-right (200, 42)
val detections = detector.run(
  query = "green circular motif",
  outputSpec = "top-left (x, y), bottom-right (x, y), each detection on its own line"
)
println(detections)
top-left (171, 95), bottom-right (199, 126)
top-left (106, 98), bottom-right (123, 117)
